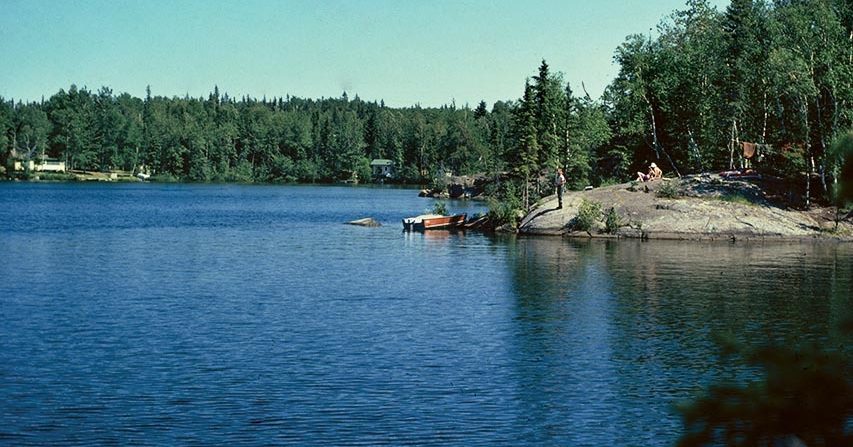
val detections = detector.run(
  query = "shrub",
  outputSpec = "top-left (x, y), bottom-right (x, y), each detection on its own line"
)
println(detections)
top-left (487, 181), bottom-right (522, 229)
top-left (604, 207), bottom-right (621, 234)
top-left (575, 198), bottom-right (602, 232)
top-left (656, 179), bottom-right (680, 198)
top-left (429, 177), bottom-right (446, 194)
top-left (431, 201), bottom-right (448, 216)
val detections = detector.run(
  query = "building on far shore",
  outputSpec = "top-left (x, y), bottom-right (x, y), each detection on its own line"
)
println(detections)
top-left (11, 158), bottom-right (67, 173)
top-left (370, 159), bottom-right (395, 180)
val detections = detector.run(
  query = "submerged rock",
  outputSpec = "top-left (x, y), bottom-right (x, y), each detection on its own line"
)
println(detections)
top-left (347, 218), bottom-right (382, 227)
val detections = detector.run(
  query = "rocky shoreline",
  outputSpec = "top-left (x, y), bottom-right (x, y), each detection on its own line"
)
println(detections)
top-left (418, 173), bottom-right (493, 200)
top-left (517, 174), bottom-right (852, 241)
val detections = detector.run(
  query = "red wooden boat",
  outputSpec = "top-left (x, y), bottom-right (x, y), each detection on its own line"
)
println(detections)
top-left (402, 213), bottom-right (467, 231)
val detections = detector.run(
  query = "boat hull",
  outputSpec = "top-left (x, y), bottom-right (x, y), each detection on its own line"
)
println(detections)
top-left (402, 213), bottom-right (467, 231)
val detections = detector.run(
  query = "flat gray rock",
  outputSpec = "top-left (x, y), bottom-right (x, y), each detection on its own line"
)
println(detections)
top-left (518, 176), bottom-right (851, 240)
top-left (347, 218), bottom-right (382, 227)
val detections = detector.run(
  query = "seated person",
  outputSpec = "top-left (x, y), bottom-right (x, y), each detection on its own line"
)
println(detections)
top-left (637, 162), bottom-right (663, 182)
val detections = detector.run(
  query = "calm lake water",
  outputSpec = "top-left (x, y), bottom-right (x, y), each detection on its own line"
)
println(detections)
top-left (1, 182), bottom-right (850, 446)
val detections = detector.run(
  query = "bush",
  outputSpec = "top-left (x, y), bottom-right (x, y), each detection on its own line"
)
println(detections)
top-left (604, 207), bottom-right (621, 234)
top-left (429, 176), bottom-right (446, 194)
top-left (431, 201), bottom-right (448, 216)
top-left (574, 198), bottom-right (602, 232)
top-left (486, 181), bottom-right (522, 229)
top-left (656, 179), bottom-right (680, 198)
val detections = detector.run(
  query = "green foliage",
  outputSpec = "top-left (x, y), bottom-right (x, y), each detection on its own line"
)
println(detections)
top-left (149, 173), bottom-right (180, 183)
top-left (431, 201), bottom-right (448, 216)
top-left (429, 176), bottom-right (446, 194)
top-left (4, 86), bottom-right (512, 185)
top-left (574, 198), bottom-right (602, 232)
top-left (603, 207), bottom-right (621, 234)
top-left (533, 60), bottom-right (564, 169)
top-left (34, 172), bottom-right (75, 181)
top-left (353, 156), bottom-right (372, 184)
top-left (656, 179), bottom-right (681, 198)
top-left (678, 316), bottom-right (853, 447)
top-left (4, 0), bottom-right (851, 192)
top-left (486, 181), bottom-right (522, 229)
top-left (828, 130), bottom-right (853, 206)
top-left (719, 192), bottom-right (754, 206)
top-left (569, 96), bottom-right (612, 188)
top-left (605, 0), bottom-right (851, 189)
top-left (487, 199), bottom-right (520, 230)
top-left (597, 177), bottom-right (622, 188)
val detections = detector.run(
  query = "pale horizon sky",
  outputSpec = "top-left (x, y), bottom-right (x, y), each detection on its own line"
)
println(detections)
top-left (0, 0), bottom-right (731, 108)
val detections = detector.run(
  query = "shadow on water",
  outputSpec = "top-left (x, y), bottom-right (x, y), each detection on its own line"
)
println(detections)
top-left (502, 238), bottom-right (852, 445)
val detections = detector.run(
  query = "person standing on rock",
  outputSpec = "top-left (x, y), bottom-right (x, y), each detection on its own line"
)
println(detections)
top-left (555, 168), bottom-right (566, 209)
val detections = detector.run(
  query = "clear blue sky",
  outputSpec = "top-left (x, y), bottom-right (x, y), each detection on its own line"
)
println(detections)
top-left (0, 0), bottom-right (730, 107)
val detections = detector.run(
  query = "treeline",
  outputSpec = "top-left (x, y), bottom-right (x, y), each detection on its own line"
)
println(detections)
top-left (1, 0), bottom-right (851, 204)
top-left (0, 86), bottom-right (516, 184)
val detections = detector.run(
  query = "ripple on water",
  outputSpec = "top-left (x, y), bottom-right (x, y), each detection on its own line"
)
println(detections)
top-left (0, 184), bottom-right (849, 446)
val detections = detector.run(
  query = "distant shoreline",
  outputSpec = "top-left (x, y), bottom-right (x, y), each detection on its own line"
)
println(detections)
top-left (5, 173), bottom-right (851, 242)
top-left (1, 173), bottom-right (429, 189)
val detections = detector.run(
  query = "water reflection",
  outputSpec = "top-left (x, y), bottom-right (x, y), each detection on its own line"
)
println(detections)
top-left (505, 239), bottom-right (622, 444)
top-left (504, 238), bottom-right (852, 444)
top-left (2, 183), bottom-right (850, 446)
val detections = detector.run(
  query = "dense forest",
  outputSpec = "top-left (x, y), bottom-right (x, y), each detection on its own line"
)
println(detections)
top-left (1, 0), bottom-right (851, 206)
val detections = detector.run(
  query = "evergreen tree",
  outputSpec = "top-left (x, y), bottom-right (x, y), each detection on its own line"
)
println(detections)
top-left (532, 59), bottom-right (565, 169)
top-left (513, 80), bottom-right (541, 209)
top-left (13, 102), bottom-right (51, 163)
top-left (473, 100), bottom-right (488, 119)
top-left (0, 99), bottom-right (13, 168)
top-left (363, 110), bottom-right (380, 160)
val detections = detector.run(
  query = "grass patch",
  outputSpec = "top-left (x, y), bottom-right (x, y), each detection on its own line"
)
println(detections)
top-left (719, 192), bottom-right (754, 206)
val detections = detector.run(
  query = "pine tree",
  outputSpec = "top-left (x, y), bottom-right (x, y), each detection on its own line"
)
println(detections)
top-left (532, 59), bottom-right (565, 169)
top-left (514, 81), bottom-right (541, 209)
top-left (473, 100), bottom-right (488, 119)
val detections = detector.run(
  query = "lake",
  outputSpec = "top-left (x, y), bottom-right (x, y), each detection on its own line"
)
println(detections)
top-left (0, 182), bottom-right (850, 446)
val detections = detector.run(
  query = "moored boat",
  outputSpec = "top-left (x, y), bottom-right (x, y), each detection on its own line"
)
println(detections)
top-left (402, 213), bottom-right (467, 231)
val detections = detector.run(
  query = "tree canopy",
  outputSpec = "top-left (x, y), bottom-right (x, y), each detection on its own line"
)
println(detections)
top-left (2, 0), bottom-right (850, 204)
